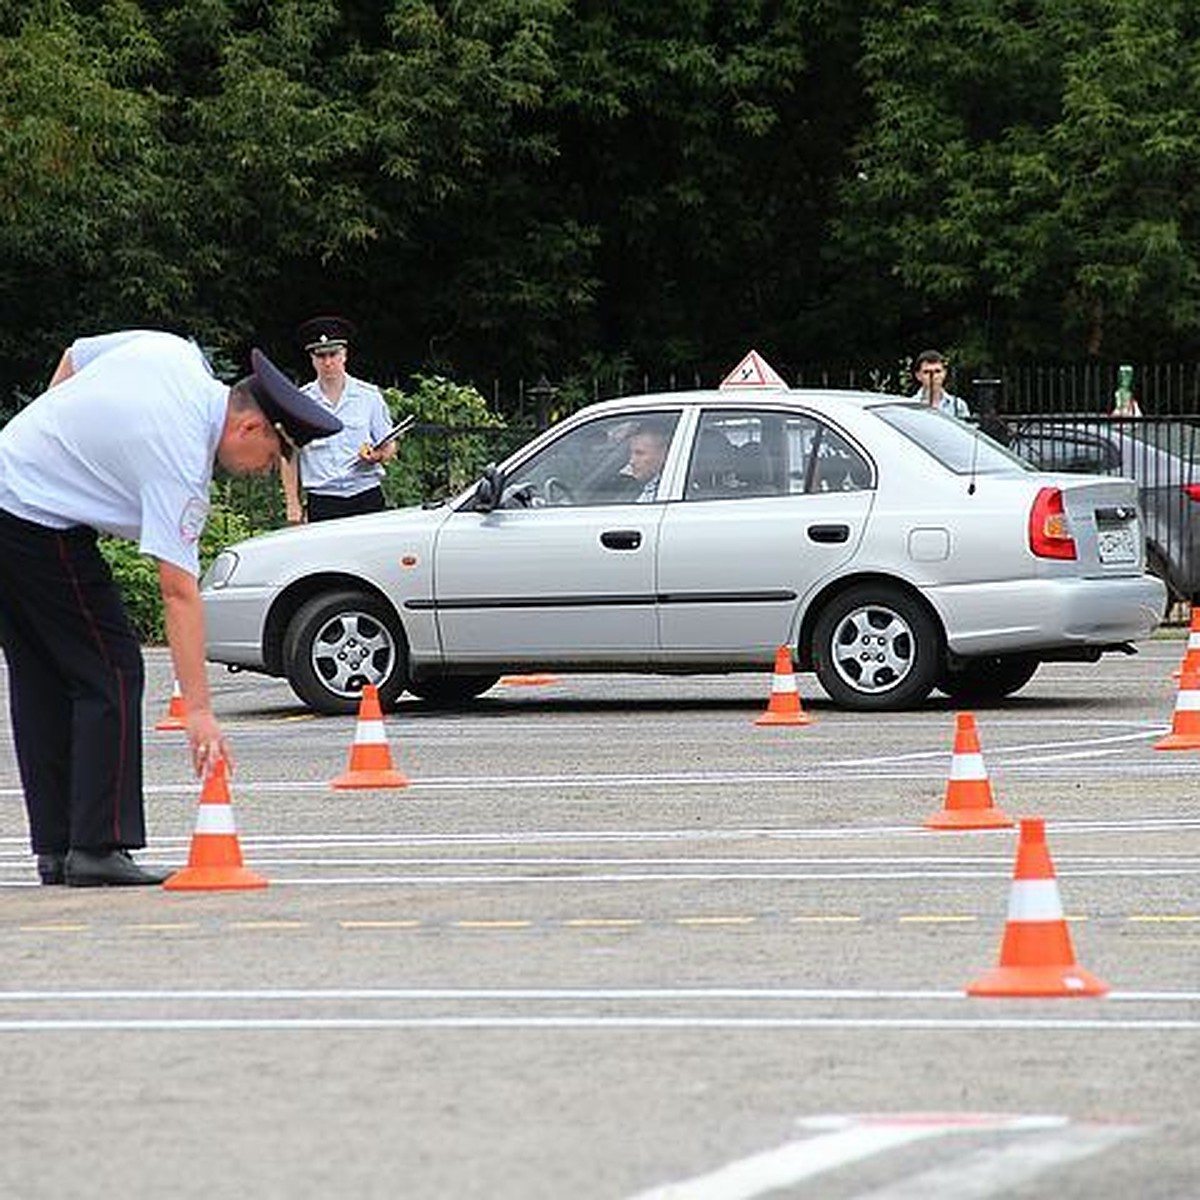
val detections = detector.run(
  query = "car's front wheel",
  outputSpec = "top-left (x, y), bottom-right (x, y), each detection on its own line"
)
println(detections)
top-left (811, 584), bottom-right (941, 710)
top-left (283, 590), bottom-right (407, 714)
top-left (937, 654), bottom-right (1040, 704)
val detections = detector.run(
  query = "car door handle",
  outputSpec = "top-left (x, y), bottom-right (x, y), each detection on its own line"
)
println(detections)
top-left (600, 529), bottom-right (643, 550)
top-left (808, 523), bottom-right (850, 544)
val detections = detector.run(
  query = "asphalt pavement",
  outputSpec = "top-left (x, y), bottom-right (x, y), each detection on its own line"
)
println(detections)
top-left (0, 640), bottom-right (1197, 1199)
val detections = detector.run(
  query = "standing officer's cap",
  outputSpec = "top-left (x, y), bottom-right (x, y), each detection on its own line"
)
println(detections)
top-left (297, 315), bottom-right (356, 354)
top-left (238, 348), bottom-right (343, 448)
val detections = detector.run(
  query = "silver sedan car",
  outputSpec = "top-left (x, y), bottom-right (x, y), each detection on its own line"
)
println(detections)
top-left (202, 379), bottom-right (1165, 713)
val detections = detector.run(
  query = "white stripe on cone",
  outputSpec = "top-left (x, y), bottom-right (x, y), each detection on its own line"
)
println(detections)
top-left (1006, 879), bottom-right (1065, 922)
top-left (949, 752), bottom-right (987, 781)
top-left (771, 675), bottom-right (798, 694)
top-left (353, 719), bottom-right (388, 745)
top-left (194, 807), bottom-right (238, 835)
top-left (1172, 689), bottom-right (1200, 712)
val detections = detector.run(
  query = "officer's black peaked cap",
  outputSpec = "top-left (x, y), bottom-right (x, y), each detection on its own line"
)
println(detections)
top-left (297, 315), bottom-right (356, 353)
top-left (239, 348), bottom-right (343, 447)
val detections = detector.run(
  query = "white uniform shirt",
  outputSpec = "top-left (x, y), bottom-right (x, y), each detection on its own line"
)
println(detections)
top-left (911, 389), bottom-right (971, 419)
top-left (0, 331), bottom-right (226, 575)
top-left (298, 374), bottom-right (392, 497)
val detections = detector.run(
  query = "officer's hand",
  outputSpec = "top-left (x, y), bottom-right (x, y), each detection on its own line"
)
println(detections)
top-left (186, 708), bottom-right (234, 779)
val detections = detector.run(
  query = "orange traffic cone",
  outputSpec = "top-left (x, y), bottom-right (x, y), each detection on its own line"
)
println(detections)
top-left (1155, 665), bottom-right (1200, 749)
top-left (967, 817), bottom-right (1107, 997)
top-left (1173, 608), bottom-right (1200, 680)
top-left (163, 758), bottom-right (268, 891)
top-left (331, 684), bottom-right (409, 789)
top-left (154, 680), bottom-right (187, 731)
top-left (754, 646), bottom-right (813, 726)
top-left (925, 712), bottom-right (1013, 829)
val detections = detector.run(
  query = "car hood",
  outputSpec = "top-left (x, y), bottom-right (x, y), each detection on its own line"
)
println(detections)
top-left (206, 503), bottom-right (450, 586)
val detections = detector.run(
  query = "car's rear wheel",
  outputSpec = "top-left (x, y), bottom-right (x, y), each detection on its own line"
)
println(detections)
top-left (283, 590), bottom-right (407, 714)
top-left (937, 654), bottom-right (1040, 704)
top-left (407, 674), bottom-right (500, 707)
top-left (811, 584), bottom-right (941, 710)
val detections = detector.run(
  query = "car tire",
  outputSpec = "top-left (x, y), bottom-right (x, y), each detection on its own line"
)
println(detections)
top-left (937, 654), bottom-right (1040, 704)
top-left (282, 590), bottom-right (408, 715)
top-left (407, 674), bottom-right (500, 707)
top-left (811, 583), bottom-right (941, 710)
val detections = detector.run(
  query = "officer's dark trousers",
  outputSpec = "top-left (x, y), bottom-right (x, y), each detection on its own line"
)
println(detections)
top-left (0, 509), bottom-right (145, 854)
top-left (305, 486), bottom-right (386, 523)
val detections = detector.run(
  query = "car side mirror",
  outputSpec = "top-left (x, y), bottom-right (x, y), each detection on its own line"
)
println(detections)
top-left (473, 463), bottom-right (506, 512)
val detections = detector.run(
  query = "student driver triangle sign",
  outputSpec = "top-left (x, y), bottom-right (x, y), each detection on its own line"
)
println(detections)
top-left (719, 349), bottom-right (787, 390)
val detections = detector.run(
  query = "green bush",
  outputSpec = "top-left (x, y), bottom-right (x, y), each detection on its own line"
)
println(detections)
top-left (381, 374), bottom-right (508, 508)
top-left (100, 496), bottom-right (259, 644)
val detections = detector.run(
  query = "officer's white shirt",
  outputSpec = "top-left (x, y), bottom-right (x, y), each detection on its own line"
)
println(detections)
top-left (298, 374), bottom-right (392, 497)
top-left (0, 331), bottom-right (226, 575)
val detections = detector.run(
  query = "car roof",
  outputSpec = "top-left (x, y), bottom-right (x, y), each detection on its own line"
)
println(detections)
top-left (567, 387), bottom-right (896, 420)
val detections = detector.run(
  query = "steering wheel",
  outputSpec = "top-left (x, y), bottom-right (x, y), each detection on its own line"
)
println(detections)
top-left (543, 476), bottom-right (576, 505)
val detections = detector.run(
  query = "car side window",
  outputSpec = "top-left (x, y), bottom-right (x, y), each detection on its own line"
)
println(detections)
top-left (684, 410), bottom-right (873, 500)
top-left (685, 411), bottom-right (787, 500)
top-left (504, 411), bottom-right (681, 507)
top-left (785, 416), bottom-right (873, 493)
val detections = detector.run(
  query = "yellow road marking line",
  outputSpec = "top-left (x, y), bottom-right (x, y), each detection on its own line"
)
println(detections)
top-left (1128, 914), bottom-right (1200, 923)
top-left (898, 915), bottom-right (978, 924)
top-left (228, 921), bottom-right (309, 931)
top-left (18, 923), bottom-right (89, 933)
top-left (340, 920), bottom-right (422, 929)
top-left (564, 918), bottom-right (644, 928)
top-left (789, 915), bottom-right (862, 924)
top-left (453, 920), bottom-right (533, 929)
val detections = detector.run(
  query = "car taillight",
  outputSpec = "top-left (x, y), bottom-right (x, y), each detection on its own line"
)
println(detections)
top-left (1184, 484), bottom-right (1200, 503)
top-left (1029, 486), bottom-right (1077, 559)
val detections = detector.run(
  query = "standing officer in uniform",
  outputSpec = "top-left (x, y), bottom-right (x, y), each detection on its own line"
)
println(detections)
top-left (281, 316), bottom-right (397, 523)
top-left (0, 331), bottom-right (342, 886)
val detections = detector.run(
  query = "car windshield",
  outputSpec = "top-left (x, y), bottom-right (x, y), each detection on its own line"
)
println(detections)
top-left (873, 404), bottom-right (1033, 475)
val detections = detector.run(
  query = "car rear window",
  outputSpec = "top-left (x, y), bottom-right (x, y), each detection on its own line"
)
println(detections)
top-left (874, 404), bottom-right (1033, 475)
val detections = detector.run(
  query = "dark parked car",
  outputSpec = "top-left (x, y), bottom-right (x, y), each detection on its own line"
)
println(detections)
top-left (1008, 418), bottom-right (1200, 609)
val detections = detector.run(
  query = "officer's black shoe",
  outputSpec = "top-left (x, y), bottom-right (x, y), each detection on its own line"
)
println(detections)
top-left (37, 853), bottom-right (66, 885)
top-left (64, 849), bottom-right (171, 888)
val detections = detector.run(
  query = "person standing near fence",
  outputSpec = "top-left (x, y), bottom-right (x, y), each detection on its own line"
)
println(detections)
top-left (911, 349), bottom-right (971, 418)
top-left (282, 316), bottom-right (397, 523)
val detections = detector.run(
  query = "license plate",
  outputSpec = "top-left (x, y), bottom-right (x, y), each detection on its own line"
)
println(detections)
top-left (1097, 524), bottom-right (1137, 564)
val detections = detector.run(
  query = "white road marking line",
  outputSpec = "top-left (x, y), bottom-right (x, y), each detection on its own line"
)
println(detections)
top-left (0, 986), bottom-right (1195, 1001)
top-left (848, 1122), bottom-right (1143, 1199)
top-left (0, 1017), bottom-right (1196, 1032)
top-left (624, 1114), bottom-right (1121, 1200)
top-left (625, 1123), bottom-right (956, 1199)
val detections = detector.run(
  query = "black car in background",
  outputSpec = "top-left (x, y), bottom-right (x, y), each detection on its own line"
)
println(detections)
top-left (1008, 418), bottom-right (1200, 611)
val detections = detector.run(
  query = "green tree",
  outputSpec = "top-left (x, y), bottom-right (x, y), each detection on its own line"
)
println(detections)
top-left (831, 0), bottom-right (1200, 362)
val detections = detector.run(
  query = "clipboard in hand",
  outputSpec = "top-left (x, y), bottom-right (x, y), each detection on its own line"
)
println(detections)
top-left (346, 414), bottom-right (417, 467)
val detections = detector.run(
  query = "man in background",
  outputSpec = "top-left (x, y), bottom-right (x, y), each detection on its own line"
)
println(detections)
top-left (911, 349), bottom-right (970, 418)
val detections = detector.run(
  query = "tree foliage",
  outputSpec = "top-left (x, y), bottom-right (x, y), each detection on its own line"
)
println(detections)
top-left (834, 0), bottom-right (1200, 362)
top-left (3, 0), bottom-right (1200, 400)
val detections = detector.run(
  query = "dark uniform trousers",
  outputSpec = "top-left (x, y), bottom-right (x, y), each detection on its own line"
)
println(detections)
top-left (0, 508), bottom-right (145, 854)
top-left (305, 485), bottom-right (386, 523)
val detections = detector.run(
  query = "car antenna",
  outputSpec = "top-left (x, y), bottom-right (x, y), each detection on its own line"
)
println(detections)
top-left (967, 421), bottom-right (981, 496)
